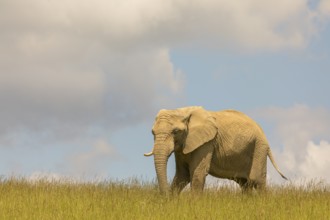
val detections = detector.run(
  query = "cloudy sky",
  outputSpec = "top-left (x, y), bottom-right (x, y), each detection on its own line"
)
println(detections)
top-left (0, 0), bottom-right (329, 184)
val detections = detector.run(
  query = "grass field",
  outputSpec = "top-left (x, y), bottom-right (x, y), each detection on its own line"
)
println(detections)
top-left (0, 177), bottom-right (329, 220)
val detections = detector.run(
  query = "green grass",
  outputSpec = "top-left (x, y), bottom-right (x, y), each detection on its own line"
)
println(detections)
top-left (0, 177), bottom-right (329, 220)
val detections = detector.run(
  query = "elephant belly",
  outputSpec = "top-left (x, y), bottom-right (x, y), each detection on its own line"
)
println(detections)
top-left (209, 150), bottom-right (252, 179)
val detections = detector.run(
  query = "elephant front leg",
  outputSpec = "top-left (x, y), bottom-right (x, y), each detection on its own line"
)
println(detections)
top-left (190, 173), bottom-right (207, 192)
top-left (170, 153), bottom-right (190, 194)
top-left (189, 148), bottom-right (213, 192)
top-left (170, 173), bottom-right (190, 195)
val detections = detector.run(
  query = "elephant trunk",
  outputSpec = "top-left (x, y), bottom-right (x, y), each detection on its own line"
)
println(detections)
top-left (154, 151), bottom-right (169, 194)
top-left (153, 143), bottom-right (173, 195)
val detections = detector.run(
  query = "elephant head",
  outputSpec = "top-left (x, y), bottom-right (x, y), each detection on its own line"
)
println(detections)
top-left (144, 106), bottom-right (217, 194)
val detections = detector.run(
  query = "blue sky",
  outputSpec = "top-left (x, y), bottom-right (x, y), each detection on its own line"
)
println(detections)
top-left (0, 0), bottom-right (329, 184)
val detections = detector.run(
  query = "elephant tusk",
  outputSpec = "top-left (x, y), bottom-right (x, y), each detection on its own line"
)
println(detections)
top-left (144, 151), bottom-right (154, 157)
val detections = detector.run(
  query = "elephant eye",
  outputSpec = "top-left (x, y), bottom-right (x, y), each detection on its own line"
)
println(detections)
top-left (172, 128), bottom-right (181, 134)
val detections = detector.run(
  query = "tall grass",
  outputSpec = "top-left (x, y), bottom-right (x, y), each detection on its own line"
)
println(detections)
top-left (0, 177), bottom-right (329, 219)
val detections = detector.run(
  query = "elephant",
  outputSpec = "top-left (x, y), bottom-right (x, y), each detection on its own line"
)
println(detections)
top-left (144, 106), bottom-right (287, 194)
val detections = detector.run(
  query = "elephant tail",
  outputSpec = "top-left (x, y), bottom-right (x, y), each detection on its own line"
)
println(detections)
top-left (267, 148), bottom-right (288, 180)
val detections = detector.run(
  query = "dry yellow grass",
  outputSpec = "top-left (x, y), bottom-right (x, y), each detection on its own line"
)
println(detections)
top-left (0, 177), bottom-right (329, 219)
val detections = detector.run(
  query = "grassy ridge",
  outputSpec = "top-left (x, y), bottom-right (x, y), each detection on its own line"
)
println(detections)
top-left (0, 177), bottom-right (329, 219)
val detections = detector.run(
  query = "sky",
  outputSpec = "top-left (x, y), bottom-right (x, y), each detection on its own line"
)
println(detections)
top-left (0, 0), bottom-right (330, 184)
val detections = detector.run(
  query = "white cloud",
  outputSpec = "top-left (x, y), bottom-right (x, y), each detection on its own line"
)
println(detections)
top-left (0, 1), bottom-right (186, 145)
top-left (254, 104), bottom-right (330, 183)
top-left (1, 0), bottom-right (328, 53)
top-left (70, 139), bottom-right (118, 175)
top-left (319, 0), bottom-right (330, 17)
top-left (300, 140), bottom-right (330, 179)
top-left (0, 46), bottom-right (183, 145)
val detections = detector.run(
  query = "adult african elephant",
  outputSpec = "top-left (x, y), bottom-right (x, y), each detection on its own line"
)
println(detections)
top-left (144, 106), bottom-right (287, 194)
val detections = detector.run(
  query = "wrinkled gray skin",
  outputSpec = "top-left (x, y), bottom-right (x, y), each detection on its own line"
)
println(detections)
top-left (145, 106), bottom-right (287, 194)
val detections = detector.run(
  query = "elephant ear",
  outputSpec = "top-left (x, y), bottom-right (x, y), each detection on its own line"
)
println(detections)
top-left (183, 108), bottom-right (217, 154)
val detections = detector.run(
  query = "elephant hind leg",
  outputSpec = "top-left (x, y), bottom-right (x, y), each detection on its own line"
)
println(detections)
top-left (253, 178), bottom-right (266, 191)
top-left (248, 142), bottom-right (268, 191)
